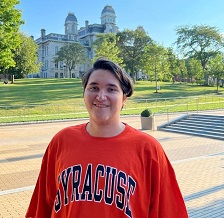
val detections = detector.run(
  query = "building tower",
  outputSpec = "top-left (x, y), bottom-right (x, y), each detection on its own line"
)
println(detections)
top-left (100, 5), bottom-right (118, 33)
top-left (64, 12), bottom-right (78, 41)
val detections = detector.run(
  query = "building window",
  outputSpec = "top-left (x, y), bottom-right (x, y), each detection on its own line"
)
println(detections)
top-left (42, 48), bottom-right (44, 57)
top-left (55, 62), bottom-right (58, 69)
top-left (72, 24), bottom-right (75, 33)
top-left (44, 60), bottom-right (49, 69)
top-left (60, 61), bottom-right (64, 69)
top-left (60, 73), bottom-right (63, 78)
top-left (45, 46), bottom-right (48, 56)
top-left (55, 46), bottom-right (58, 55)
top-left (55, 72), bottom-right (58, 78)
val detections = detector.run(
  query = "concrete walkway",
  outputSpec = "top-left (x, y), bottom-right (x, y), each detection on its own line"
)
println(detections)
top-left (0, 112), bottom-right (223, 217)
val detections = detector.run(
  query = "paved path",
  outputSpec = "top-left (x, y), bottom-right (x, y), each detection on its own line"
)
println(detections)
top-left (0, 112), bottom-right (223, 217)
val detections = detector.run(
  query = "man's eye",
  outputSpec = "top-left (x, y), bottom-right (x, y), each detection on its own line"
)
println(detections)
top-left (89, 87), bottom-right (98, 91)
top-left (108, 88), bottom-right (116, 92)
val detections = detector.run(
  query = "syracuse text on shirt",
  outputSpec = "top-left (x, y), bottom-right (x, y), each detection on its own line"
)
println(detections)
top-left (54, 163), bottom-right (137, 218)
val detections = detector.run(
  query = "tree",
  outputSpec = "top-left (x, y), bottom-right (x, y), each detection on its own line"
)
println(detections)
top-left (207, 53), bottom-right (224, 93)
top-left (8, 33), bottom-right (41, 79)
top-left (116, 27), bottom-right (152, 81)
top-left (92, 33), bottom-right (123, 65)
top-left (176, 59), bottom-right (187, 83)
top-left (185, 58), bottom-right (203, 83)
top-left (55, 42), bottom-right (87, 78)
top-left (143, 43), bottom-right (169, 92)
top-left (0, 0), bottom-right (23, 71)
top-left (175, 25), bottom-right (224, 85)
top-left (160, 49), bottom-right (171, 82)
top-left (166, 48), bottom-right (180, 83)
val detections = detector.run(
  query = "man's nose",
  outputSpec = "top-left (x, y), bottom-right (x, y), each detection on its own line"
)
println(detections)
top-left (96, 90), bottom-right (107, 101)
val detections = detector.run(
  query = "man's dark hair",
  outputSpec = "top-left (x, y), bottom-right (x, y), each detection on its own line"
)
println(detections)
top-left (82, 58), bottom-right (134, 97)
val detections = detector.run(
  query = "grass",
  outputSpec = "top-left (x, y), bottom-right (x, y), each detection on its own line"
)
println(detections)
top-left (0, 78), bottom-right (223, 123)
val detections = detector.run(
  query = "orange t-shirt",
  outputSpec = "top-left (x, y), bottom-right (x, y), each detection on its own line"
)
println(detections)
top-left (26, 123), bottom-right (188, 218)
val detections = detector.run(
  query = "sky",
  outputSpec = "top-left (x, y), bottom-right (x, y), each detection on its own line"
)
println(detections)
top-left (17, 0), bottom-right (224, 48)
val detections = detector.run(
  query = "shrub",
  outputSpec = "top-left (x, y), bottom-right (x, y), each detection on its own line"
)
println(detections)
top-left (140, 109), bottom-right (152, 117)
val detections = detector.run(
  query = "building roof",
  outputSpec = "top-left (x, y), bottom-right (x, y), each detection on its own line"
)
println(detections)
top-left (65, 12), bottom-right (77, 23)
top-left (101, 5), bottom-right (115, 15)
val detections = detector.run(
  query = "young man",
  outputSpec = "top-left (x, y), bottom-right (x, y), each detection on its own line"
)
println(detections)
top-left (26, 58), bottom-right (188, 217)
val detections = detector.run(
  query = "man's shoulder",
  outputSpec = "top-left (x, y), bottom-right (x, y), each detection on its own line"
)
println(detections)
top-left (54, 123), bottom-right (86, 138)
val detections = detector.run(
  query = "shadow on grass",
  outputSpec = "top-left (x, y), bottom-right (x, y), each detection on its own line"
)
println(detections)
top-left (133, 82), bottom-right (218, 99)
top-left (0, 78), bottom-right (83, 105)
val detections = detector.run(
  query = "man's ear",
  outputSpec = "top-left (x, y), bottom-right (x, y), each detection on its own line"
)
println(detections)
top-left (121, 95), bottom-right (127, 110)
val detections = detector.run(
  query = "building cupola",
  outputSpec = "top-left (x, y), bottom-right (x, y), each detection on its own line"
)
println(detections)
top-left (101, 5), bottom-right (116, 25)
top-left (64, 12), bottom-right (78, 36)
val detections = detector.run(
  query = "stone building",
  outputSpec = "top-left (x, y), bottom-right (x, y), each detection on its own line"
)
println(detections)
top-left (35, 5), bottom-right (118, 78)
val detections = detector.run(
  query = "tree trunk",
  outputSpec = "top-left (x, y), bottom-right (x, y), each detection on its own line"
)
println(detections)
top-left (11, 75), bottom-right (14, 84)
top-left (216, 77), bottom-right (219, 93)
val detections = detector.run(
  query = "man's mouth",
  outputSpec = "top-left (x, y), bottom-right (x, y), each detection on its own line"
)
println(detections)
top-left (94, 103), bottom-right (109, 108)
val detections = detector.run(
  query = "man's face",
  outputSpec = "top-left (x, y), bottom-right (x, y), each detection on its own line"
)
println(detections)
top-left (84, 69), bottom-right (127, 125)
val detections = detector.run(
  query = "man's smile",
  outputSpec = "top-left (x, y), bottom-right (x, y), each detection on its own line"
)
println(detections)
top-left (94, 103), bottom-right (109, 108)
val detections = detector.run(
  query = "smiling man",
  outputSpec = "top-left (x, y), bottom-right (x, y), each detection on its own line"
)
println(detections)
top-left (26, 58), bottom-right (188, 218)
top-left (83, 68), bottom-right (128, 137)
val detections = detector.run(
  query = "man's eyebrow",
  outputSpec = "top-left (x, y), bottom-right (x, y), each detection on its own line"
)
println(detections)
top-left (88, 82), bottom-right (98, 85)
top-left (88, 82), bottom-right (119, 88)
top-left (107, 83), bottom-right (119, 88)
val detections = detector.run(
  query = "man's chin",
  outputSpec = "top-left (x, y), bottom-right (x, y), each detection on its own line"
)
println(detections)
top-left (93, 116), bottom-right (111, 124)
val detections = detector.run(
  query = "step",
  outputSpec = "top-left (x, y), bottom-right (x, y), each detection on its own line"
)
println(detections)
top-left (186, 117), bottom-right (224, 122)
top-left (189, 114), bottom-right (224, 119)
top-left (172, 121), bottom-right (224, 128)
top-left (158, 113), bottom-right (224, 141)
top-left (185, 118), bottom-right (224, 124)
top-left (174, 121), bottom-right (224, 129)
top-left (170, 123), bottom-right (224, 133)
top-left (162, 128), bottom-right (224, 140)
top-left (165, 125), bottom-right (224, 136)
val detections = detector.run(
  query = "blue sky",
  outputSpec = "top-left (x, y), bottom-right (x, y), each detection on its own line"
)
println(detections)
top-left (18, 0), bottom-right (224, 47)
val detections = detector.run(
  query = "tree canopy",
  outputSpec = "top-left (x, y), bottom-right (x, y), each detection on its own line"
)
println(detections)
top-left (185, 58), bottom-right (203, 82)
top-left (55, 42), bottom-right (87, 78)
top-left (175, 25), bottom-right (224, 84)
top-left (208, 53), bottom-right (224, 92)
top-left (0, 0), bottom-right (23, 71)
top-left (8, 33), bottom-right (41, 78)
top-left (92, 33), bottom-right (124, 66)
top-left (116, 27), bottom-right (152, 81)
top-left (143, 43), bottom-right (169, 91)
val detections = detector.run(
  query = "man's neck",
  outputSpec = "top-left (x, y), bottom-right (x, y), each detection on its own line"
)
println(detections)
top-left (86, 121), bottom-right (125, 137)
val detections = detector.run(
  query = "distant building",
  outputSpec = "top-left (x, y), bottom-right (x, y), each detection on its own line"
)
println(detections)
top-left (35, 5), bottom-right (118, 78)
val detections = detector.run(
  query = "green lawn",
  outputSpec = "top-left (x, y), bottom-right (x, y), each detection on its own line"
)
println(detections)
top-left (0, 78), bottom-right (223, 123)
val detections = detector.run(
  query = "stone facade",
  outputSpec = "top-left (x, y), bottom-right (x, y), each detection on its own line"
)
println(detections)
top-left (35, 5), bottom-right (118, 78)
